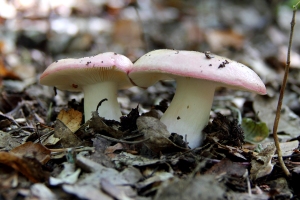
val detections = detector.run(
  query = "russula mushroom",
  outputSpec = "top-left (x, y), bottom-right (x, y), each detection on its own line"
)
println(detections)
top-left (128, 49), bottom-right (266, 148)
top-left (40, 52), bottom-right (133, 122)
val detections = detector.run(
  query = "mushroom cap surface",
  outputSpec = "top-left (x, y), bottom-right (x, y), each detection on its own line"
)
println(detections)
top-left (129, 49), bottom-right (266, 95)
top-left (40, 52), bottom-right (133, 91)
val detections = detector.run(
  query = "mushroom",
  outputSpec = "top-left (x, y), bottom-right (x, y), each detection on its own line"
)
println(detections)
top-left (128, 49), bottom-right (266, 148)
top-left (40, 52), bottom-right (133, 122)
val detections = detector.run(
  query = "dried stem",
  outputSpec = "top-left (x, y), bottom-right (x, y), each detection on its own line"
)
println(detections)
top-left (272, 2), bottom-right (299, 177)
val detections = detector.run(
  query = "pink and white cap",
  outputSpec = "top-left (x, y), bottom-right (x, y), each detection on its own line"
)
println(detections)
top-left (129, 49), bottom-right (266, 94)
top-left (40, 52), bottom-right (133, 91)
top-left (40, 52), bottom-right (133, 122)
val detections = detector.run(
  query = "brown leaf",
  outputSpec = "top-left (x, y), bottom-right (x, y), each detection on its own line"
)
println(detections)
top-left (89, 111), bottom-right (123, 138)
top-left (205, 158), bottom-right (248, 177)
top-left (250, 144), bottom-right (276, 180)
top-left (136, 116), bottom-right (188, 153)
top-left (57, 108), bottom-right (82, 132)
top-left (105, 143), bottom-right (124, 159)
top-left (0, 58), bottom-right (20, 80)
top-left (10, 141), bottom-right (51, 165)
top-left (0, 152), bottom-right (49, 183)
top-left (54, 120), bottom-right (82, 148)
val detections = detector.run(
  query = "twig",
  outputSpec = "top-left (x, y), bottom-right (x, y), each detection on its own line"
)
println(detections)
top-left (272, 2), bottom-right (299, 177)
top-left (35, 123), bottom-right (41, 144)
top-left (95, 133), bottom-right (149, 144)
top-left (96, 98), bottom-right (108, 112)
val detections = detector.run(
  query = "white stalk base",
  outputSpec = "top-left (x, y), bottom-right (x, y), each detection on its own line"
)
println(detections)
top-left (83, 82), bottom-right (121, 122)
top-left (160, 78), bottom-right (216, 148)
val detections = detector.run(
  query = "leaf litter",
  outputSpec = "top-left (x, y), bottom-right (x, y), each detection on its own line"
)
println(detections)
top-left (1, 1), bottom-right (300, 199)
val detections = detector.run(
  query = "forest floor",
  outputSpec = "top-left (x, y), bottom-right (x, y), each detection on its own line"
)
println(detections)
top-left (1, 0), bottom-right (300, 199)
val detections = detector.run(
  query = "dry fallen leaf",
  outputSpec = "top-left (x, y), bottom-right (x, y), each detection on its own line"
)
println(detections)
top-left (54, 120), bottom-right (82, 148)
top-left (105, 143), bottom-right (124, 159)
top-left (112, 152), bottom-right (162, 167)
top-left (89, 111), bottom-right (123, 139)
top-left (100, 178), bottom-right (136, 200)
top-left (41, 134), bottom-right (60, 146)
top-left (154, 175), bottom-right (225, 200)
top-left (49, 163), bottom-right (81, 185)
top-left (29, 183), bottom-right (57, 200)
top-left (136, 171), bottom-right (174, 190)
top-left (10, 141), bottom-right (51, 164)
top-left (261, 140), bottom-right (299, 157)
top-left (63, 184), bottom-right (113, 200)
top-left (136, 116), bottom-right (188, 153)
top-left (254, 95), bottom-right (300, 139)
top-left (57, 108), bottom-right (82, 132)
top-left (250, 144), bottom-right (276, 180)
top-left (205, 158), bottom-right (248, 177)
top-left (0, 151), bottom-right (49, 183)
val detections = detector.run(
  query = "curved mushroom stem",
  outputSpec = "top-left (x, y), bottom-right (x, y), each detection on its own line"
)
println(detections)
top-left (83, 81), bottom-right (121, 122)
top-left (160, 78), bottom-right (216, 148)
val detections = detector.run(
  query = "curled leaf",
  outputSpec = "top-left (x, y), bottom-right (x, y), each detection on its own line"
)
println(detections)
top-left (242, 118), bottom-right (269, 144)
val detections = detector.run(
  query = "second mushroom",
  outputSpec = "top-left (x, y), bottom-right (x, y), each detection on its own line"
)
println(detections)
top-left (128, 49), bottom-right (266, 148)
top-left (40, 52), bottom-right (133, 122)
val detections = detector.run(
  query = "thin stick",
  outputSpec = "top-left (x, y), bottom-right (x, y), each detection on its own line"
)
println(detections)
top-left (95, 133), bottom-right (149, 144)
top-left (272, 2), bottom-right (299, 177)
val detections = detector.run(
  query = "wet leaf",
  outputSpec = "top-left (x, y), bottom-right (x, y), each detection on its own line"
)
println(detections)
top-left (242, 118), bottom-right (269, 144)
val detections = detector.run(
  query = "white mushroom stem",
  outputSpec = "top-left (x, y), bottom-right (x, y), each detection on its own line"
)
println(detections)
top-left (83, 81), bottom-right (121, 122)
top-left (160, 78), bottom-right (216, 148)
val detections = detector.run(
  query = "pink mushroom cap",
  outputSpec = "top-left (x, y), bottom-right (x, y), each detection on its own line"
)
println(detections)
top-left (129, 49), bottom-right (266, 94)
top-left (40, 52), bottom-right (133, 122)
top-left (40, 52), bottom-right (133, 91)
